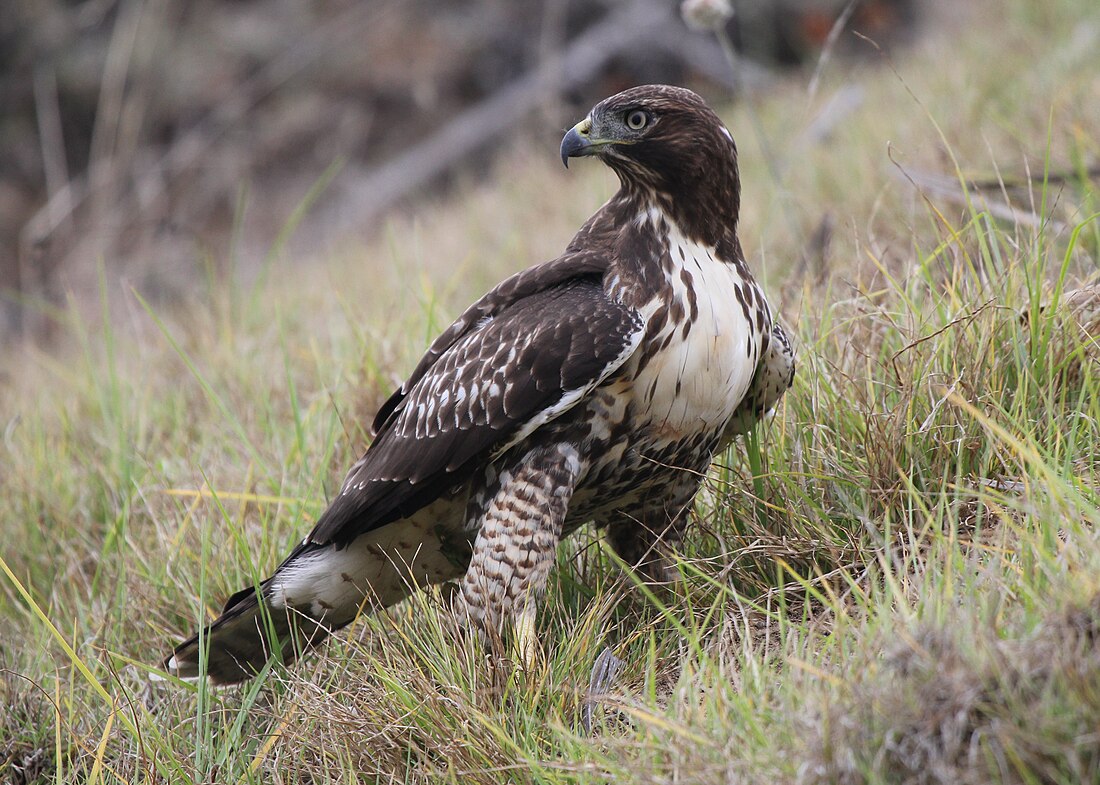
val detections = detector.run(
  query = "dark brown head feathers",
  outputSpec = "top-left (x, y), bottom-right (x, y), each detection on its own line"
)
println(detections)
top-left (565, 84), bottom-right (741, 249)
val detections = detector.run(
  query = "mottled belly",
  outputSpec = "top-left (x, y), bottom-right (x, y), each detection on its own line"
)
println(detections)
top-left (558, 400), bottom-right (723, 533)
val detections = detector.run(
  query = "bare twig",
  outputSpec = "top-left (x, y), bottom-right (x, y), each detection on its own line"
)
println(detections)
top-left (32, 66), bottom-right (70, 223)
top-left (88, 0), bottom-right (144, 211)
top-left (807, 0), bottom-right (861, 102)
top-left (896, 167), bottom-right (1069, 232)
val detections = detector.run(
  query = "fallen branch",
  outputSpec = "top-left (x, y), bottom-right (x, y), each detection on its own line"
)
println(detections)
top-left (330, 0), bottom-right (675, 233)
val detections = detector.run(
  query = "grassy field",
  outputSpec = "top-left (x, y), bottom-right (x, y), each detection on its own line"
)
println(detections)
top-left (3, 1), bottom-right (1100, 782)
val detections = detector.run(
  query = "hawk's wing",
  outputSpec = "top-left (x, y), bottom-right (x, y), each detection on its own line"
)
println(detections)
top-left (307, 258), bottom-right (643, 547)
top-left (370, 249), bottom-right (610, 435)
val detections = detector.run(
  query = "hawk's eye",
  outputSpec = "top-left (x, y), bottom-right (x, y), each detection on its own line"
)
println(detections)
top-left (625, 109), bottom-right (649, 131)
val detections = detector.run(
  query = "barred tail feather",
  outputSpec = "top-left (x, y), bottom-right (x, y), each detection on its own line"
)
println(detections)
top-left (163, 585), bottom-right (331, 685)
top-left (161, 500), bottom-right (469, 684)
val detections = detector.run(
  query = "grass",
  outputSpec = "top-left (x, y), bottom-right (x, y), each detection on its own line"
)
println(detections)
top-left (2, 0), bottom-right (1099, 782)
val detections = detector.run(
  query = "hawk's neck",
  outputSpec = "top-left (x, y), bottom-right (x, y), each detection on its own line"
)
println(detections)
top-left (603, 195), bottom-right (755, 309)
top-left (612, 183), bottom-right (743, 266)
top-left (617, 184), bottom-right (746, 250)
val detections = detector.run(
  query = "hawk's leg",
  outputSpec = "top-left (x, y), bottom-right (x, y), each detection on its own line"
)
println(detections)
top-left (606, 513), bottom-right (685, 586)
top-left (458, 443), bottom-right (582, 669)
top-left (583, 485), bottom-right (696, 734)
top-left (606, 481), bottom-right (698, 588)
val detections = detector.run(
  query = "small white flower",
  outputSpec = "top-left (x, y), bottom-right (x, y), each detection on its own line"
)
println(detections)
top-left (681, 0), bottom-right (733, 32)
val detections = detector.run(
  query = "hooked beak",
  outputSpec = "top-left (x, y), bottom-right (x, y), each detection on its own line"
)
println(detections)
top-left (560, 117), bottom-right (607, 168)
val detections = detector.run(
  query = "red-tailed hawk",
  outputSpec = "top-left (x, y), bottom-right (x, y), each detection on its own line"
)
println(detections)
top-left (163, 85), bottom-right (794, 684)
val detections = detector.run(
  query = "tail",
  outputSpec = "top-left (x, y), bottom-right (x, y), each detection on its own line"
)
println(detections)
top-left (161, 516), bottom-right (469, 683)
top-left (163, 544), bottom-right (338, 685)
top-left (163, 589), bottom-right (331, 685)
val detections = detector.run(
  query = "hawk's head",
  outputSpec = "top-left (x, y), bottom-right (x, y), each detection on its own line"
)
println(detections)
top-left (561, 85), bottom-right (740, 244)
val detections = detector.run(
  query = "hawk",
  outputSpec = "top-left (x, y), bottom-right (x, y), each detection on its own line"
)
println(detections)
top-left (164, 85), bottom-right (794, 684)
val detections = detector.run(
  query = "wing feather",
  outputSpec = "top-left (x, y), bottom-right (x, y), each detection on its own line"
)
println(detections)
top-left (307, 272), bottom-right (643, 547)
top-left (371, 250), bottom-right (609, 437)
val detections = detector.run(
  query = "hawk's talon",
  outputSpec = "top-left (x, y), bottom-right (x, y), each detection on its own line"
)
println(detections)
top-left (580, 646), bottom-right (625, 735)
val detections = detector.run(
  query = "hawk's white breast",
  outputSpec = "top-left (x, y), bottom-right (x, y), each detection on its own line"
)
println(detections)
top-left (633, 217), bottom-right (762, 439)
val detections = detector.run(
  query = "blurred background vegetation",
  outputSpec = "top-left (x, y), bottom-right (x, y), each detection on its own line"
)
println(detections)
top-left (1, 0), bottom-right (917, 344)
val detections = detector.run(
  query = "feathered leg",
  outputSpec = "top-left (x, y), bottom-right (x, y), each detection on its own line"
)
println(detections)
top-left (606, 514), bottom-right (685, 586)
top-left (458, 443), bottom-right (583, 669)
top-left (583, 487), bottom-right (694, 733)
top-left (606, 478), bottom-right (697, 587)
